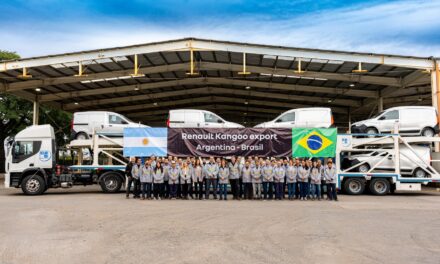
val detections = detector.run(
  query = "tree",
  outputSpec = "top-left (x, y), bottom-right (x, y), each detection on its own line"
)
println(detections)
top-left (0, 51), bottom-right (72, 172)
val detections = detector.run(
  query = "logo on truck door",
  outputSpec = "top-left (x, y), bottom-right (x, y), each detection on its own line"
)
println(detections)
top-left (39, 150), bottom-right (51, 162)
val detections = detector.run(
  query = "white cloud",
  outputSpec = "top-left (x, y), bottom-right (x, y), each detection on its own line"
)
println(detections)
top-left (1, 0), bottom-right (439, 57)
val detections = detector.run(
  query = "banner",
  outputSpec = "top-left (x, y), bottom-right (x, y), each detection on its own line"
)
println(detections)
top-left (168, 128), bottom-right (292, 157)
top-left (291, 128), bottom-right (337, 157)
top-left (124, 127), bottom-right (168, 157)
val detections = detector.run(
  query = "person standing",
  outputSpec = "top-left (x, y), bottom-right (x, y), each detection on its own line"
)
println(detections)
top-left (162, 159), bottom-right (170, 198)
top-left (125, 157), bottom-right (135, 199)
top-left (168, 161), bottom-right (180, 199)
top-left (131, 158), bottom-right (142, 199)
top-left (262, 160), bottom-right (274, 200)
top-left (310, 161), bottom-right (322, 201)
top-left (251, 160), bottom-right (263, 200)
top-left (324, 160), bottom-right (338, 201)
top-left (242, 161), bottom-right (253, 200)
top-left (228, 156), bottom-right (240, 200)
top-left (238, 156), bottom-right (245, 199)
top-left (218, 159), bottom-right (230, 201)
top-left (286, 159), bottom-right (297, 200)
top-left (180, 162), bottom-right (192, 200)
top-left (205, 157), bottom-right (219, 200)
top-left (274, 160), bottom-right (286, 200)
top-left (192, 159), bottom-right (204, 200)
top-left (298, 160), bottom-right (309, 201)
top-left (318, 159), bottom-right (326, 199)
top-left (153, 161), bottom-right (164, 200)
top-left (140, 160), bottom-right (153, 200)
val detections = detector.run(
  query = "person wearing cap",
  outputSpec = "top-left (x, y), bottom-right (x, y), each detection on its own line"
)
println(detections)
top-left (205, 157), bottom-right (219, 200)
top-left (251, 160), bottom-right (263, 200)
top-left (310, 160), bottom-right (322, 201)
top-left (140, 160), bottom-right (154, 200)
top-left (218, 159), bottom-right (230, 200)
top-left (241, 161), bottom-right (253, 199)
top-left (274, 160), bottom-right (286, 200)
top-left (168, 160), bottom-right (180, 199)
top-left (228, 156), bottom-right (240, 200)
top-left (286, 159), bottom-right (297, 200)
top-left (324, 159), bottom-right (338, 201)
top-left (130, 158), bottom-right (142, 199)
top-left (262, 160), bottom-right (274, 200)
top-left (180, 161), bottom-right (192, 199)
top-left (153, 161), bottom-right (164, 200)
top-left (125, 157), bottom-right (136, 199)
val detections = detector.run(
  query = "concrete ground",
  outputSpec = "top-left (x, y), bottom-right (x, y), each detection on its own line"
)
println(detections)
top-left (0, 184), bottom-right (440, 264)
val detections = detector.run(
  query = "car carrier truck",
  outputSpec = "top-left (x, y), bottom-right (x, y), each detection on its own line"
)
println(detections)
top-left (4, 124), bottom-right (127, 195)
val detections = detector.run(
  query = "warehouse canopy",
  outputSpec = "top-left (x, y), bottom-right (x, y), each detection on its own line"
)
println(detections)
top-left (0, 37), bottom-right (437, 128)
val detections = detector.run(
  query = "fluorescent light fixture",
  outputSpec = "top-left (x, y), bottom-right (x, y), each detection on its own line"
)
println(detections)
top-left (327, 60), bottom-right (345, 65)
top-left (81, 75), bottom-right (142, 84)
top-left (244, 101), bottom-right (249, 105)
top-left (349, 83), bottom-right (355, 87)
top-left (35, 88), bottom-right (41, 92)
top-left (153, 102), bottom-right (158, 106)
top-left (74, 102), bottom-right (79, 105)
top-left (245, 86), bottom-right (251, 90)
top-left (260, 73), bottom-right (327, 81)
top-left (327, 99), bottom-right (333, 103)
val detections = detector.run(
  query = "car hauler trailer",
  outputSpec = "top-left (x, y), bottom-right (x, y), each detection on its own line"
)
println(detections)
top-left (336, 132), bottom-right (440, 195)
top-left (4, 125), bottom-right (127, 195)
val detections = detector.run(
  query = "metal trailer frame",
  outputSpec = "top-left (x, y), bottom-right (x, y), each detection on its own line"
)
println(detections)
top-left (336, 132), bottom-right (440, 194)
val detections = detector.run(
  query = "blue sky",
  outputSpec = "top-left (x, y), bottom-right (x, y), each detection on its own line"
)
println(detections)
top-left (1, 0), bottom-right (439, 57)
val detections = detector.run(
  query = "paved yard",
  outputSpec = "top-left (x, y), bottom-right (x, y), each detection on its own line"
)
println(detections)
top-left (0, 184), bottom-right (440, 264)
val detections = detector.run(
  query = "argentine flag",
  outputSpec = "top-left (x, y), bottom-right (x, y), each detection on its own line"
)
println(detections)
top-left (124, 128), bottom-right (168, 157)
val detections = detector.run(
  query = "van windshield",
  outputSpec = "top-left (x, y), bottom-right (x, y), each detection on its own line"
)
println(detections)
top-left (372, 111), bottom-right (384, 118)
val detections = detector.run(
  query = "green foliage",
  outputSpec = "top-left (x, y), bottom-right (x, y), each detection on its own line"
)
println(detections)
top-left (0, 50), bottom-right (20, 61)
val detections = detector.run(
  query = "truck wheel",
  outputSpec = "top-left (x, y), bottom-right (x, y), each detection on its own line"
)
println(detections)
top-left (75, 132), bottom-right (88, 140)
top-left (413, 168), bottom-right (427, 178)
top-left (100, 173), bottom-right (123, 193)
top-left (421, 127), bottom-right (434, 137)
top-left (21, 174), bottom-right (46, 195)
top-left (369, 178), bottom-right (390, 195)
top-left (343, 178), bottom-right (365, 195)
top-left (358, 163), bottom-right (370, 173)
top-left (365, 127), bottom-right (378, 138)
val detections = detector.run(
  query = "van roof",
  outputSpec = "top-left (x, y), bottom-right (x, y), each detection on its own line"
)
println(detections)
top-left (74, 111), bottom-right (117, 115)
top-left (283, 107), bottom-right (332, 113)
top-left (386, 106), bottom-right (435, 111)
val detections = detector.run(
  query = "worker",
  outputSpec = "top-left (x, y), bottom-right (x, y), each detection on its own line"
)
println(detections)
top-left (153, 161), bottom-right (164, 200)
top-left (204, 157), bottom-right (219, 200)
top-left (162, 158), bottom-right (170, 198)
top-left (218, 159), bottom-right (230, 200)
top-left (168, 161), bottom-right (180, 199)
top-left (192, 158), bottom-right (204, 200)
top-left (251, 160), bottom-right (263, 200)
top-left (310, 160), bottom-right (322, 201)
top-left (286, 159), bottom-right (297, 200)
top-left (262, 160), bottom-right (274, 200)
top-left (180, 161), bottom-right (192, 200)
top-left (125, 157), bottom-right (135, 199)
top-left (298, 160), bottom-right (309, 201)
top-left (274, 160), bottom-right (286, 200)
top-left (130, 158), bottom-right (142, 199)
top-left (241, 160), bottom-right (253, 199)
top-left (317, 159), bottom-right (326, 199)
top-left (140, 160), bottom-right (153, 200)
top-left (228, 156), bottom-right (240, 200)
top-left (324, 160), bottom-right (338, 201)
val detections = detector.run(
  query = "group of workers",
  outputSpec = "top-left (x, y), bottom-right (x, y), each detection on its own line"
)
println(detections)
top-left (125, 155), bottom-right (338, 201)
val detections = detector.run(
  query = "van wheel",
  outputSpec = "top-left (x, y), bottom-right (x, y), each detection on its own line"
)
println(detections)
top-left (344, 178), bottom-right (365, 195)
top-left (369, 178), bottom-right (390, 195)
top-left (421, 127), bottom-right (435, 137)
top-left (365, 127), bottom-right (378, 137)
top-left (100, 172), bottom-right (123, 193)
top-left (358, 163), bottom-right (370, 173)
top-left (75, 132), bottom-right (88, 140)
top-left (21, 174), bottom-right (46, 195)
top-left (413, 168), bottom-right (427, 178)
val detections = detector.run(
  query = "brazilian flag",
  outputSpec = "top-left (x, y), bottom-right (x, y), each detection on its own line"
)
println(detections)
top-left (292, 128), bottom-right (337, 157)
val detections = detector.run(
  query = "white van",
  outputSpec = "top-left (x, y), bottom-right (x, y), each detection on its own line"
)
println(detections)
top-left (351, 106), bottom-right (439, 137)
top-left (71, 111), bottom-right (148, 139)
top-left (167, 109), bottom-right (244, 128)
top-left (254, 107), bottom-right (333, 128)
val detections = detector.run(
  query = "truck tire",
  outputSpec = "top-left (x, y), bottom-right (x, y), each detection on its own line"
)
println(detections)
top-left (365, 127), bottom-right (378, 138)
top-left (343, 178), bottom-right (365, 195)
top-left (21, 174), bottom-right (46, 195)
top-left (100, 172), bottom-right (123, 193)
top-left (75, 132), bottom-right (89, 140)
top-left (358, 163), bottom-right (370, 173)
top-left (369, 178), bottom-right (390, 195)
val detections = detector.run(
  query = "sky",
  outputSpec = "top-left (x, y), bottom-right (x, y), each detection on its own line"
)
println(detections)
top-left (0, 0), bottom-right (439, 58)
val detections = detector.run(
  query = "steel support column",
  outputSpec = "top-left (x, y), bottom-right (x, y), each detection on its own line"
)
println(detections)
top-left (33, 99), bottom-right (39, 125)
top-left (378, 97), bottom-right (384, 113)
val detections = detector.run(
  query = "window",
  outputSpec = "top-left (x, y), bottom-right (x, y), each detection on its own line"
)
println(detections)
top-left (12, 141), bottom-right (41, 163)
top-left (109, 114), bottom-right (128, 124)
top-left (381, 110), bottom-right (399, 120)
top-left (276, 112), bottom-right (295, 122)
top-left (204, 113), bottom-right (222, 123)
